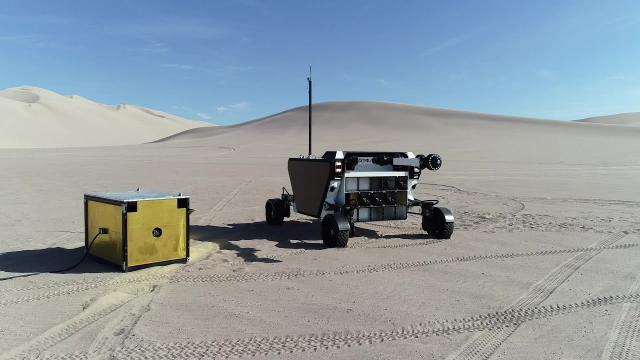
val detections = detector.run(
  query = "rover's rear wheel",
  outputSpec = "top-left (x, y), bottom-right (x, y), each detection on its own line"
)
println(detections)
top-left (265, 199), bottom-right (285, 225)
top-left (422, 207), bottom-right (454, 239)
top-left (322, 215), bottom-right (349, 248)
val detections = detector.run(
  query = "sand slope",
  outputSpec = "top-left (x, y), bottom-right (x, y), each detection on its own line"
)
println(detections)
top-left (159, 101), bottom-right (640, 168)
top-left (0, 86), bottom-right (211, 148)
top-left (576, 112), bottom-right (640, 126)
top-left (1, 101), bottom-right (639, 359)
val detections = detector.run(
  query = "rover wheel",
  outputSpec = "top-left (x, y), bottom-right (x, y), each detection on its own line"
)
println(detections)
top-left (422, 207), bottom-right (454, 239)
top-left (322, 215), bottom-right (349, 248)
top-left (265, 199), bottom-right (285, 225)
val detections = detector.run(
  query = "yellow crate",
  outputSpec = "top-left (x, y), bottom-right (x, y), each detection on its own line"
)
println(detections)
top-left (84, 191), bottom-right (190, 272)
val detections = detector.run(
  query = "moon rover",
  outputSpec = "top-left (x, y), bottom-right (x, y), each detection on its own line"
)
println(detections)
top-left (265, 151), bottom-right (454, 247)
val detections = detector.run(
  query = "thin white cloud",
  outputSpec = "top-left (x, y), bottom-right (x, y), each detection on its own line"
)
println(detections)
top-left (216, 101), bottom-right (250, 113)
top-left (229, 101), bottom-right (249, 110)
top-left (216, 65), bottom-right (253, 77)
top-left (343, 74), bottom-right (396, 88)
top-left (0, 34), bottom-right (37, 42)
top-left (0, 34), bottom-right (57, 49)
top-left (159, 63), bottom-right (252, 78)
top-left (115, 16), bottom-right (225, 39)
top-left (420, 32), bottom-right (475, 58)
top-left (142, 40), bottom-right (170, 53)
top-left (161, 63), bottom-right (196, 71)
top-left (601, 74), bottom-right (634, 83)
top-left (197, 112), bottom-right (211, 120)
top-left (376, 79), bottom-right (391, 87)
top-left (0, 14), bottom-right (71, 25)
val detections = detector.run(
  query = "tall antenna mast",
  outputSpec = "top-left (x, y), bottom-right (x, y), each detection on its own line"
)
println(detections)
top-left (307, 66), bottom-right (312, 156)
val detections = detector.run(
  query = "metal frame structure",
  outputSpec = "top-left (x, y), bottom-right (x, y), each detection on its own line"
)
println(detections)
top-left (266, 151), bottom-right (454, 247)
top-left (84, 191), bottom-right (190, 271)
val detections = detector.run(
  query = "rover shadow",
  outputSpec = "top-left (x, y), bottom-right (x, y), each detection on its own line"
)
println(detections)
top-left (352, 225), bottom-right (434, 240)
top-left (192, 220), bottom-right (324, 249)
top-left (192, 220), bottom-right (430, 242)
top-left (189, 220), bottom-right (424, 264)
top-left (191, 220), bottom-right (330, 264)
top-left (0, 246), bottom-right (116, 279)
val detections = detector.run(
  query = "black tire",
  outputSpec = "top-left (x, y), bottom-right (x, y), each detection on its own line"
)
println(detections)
top-left (322, 215), bottom-right (349, 248)
top-left (265, 199), bottom-right (285, 225)
top-left (438, 222), bottom-right (454, 239)
top-left (422, 208), bottom-right (454, 239)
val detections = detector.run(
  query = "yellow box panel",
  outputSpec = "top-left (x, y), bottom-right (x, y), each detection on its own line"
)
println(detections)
top-left (86, 200), bottom-right (123, 265)
top-left (126, 199), bottom-right (187, 267)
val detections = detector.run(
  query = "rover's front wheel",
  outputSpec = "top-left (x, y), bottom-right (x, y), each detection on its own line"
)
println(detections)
top-left (322, 214), bottom-right (349, 248)
top-left (265, 199), bottom-right (285, 225)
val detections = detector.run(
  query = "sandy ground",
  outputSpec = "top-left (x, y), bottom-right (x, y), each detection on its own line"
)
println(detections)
top-left (0, 86), bottom-right (211, 148)
top-left (0, 101), bottom-right (639, 359)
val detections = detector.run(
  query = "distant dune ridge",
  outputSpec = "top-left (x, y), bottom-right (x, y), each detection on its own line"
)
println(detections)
top-left (576, 112), bottom-right (640, 126)
top-left (0, 86), bottom-right (211, 148)
top-left (159, 101), bottom-right (640, 147)
top-left (155, 101), bottom-right (640, 166)
top-left (1, 86), bottom-right (637, 149)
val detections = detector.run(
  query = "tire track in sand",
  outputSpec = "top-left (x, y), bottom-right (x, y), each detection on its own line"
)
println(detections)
top-left (446, 231), bottom-right (629, 360)
top-left (425, 183), bottom-right (640, 234)
top-left (0, 292), bottom-right (136, 360)
top-left (200, 179), bottom-right (253, 224)
top-left (2, 241), bottom-right (636, 307)
top-left (422, 182), bottom-right (526, 215)
top-left (173, 241), bottom-right (636, 285)
top-left (84, 289), bottom-right (157, 360)
top-left (600, 272), bottom-right (640, 360)
top-left (0, 242), bottom-right (217, 305)
top-left (48, 292), bottom-right (640, 359)
top-left (0, 273), bottom-right (170, 307)
top-left (3, 244), bottom-right (218, 359)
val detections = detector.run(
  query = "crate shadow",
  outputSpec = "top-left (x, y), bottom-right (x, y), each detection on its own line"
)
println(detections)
top-left (0, 246), bottom-right (117, 279)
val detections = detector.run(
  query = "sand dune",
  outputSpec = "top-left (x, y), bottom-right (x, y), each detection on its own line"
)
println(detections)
top-left (0, 86), bottom-right (211, 148)
top-left (159, 101), bottom-right (640, 168)
top-left (1, 100), bottom-right (639, 359)
top-left (576, 112), bottom-right (640, 126)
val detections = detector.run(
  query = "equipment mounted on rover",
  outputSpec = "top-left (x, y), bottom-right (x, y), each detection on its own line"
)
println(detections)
top-left (265, 69), bottom-right (454, 247)
top-left (265, 151), bottom-right (454, 247)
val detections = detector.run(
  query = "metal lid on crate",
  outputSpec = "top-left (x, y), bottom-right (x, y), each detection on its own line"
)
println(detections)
top-left (85, 191), bottom-right (188, 203)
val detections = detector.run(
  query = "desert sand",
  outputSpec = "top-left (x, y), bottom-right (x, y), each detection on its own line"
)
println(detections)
top-left (1, 101), bottom-right (639, 359)
top-left (0, 86), bottom-right (211, 148)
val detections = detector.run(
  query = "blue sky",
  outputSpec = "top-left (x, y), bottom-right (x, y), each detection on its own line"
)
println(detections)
top-left (1, 0), bottom-right (639, 124)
